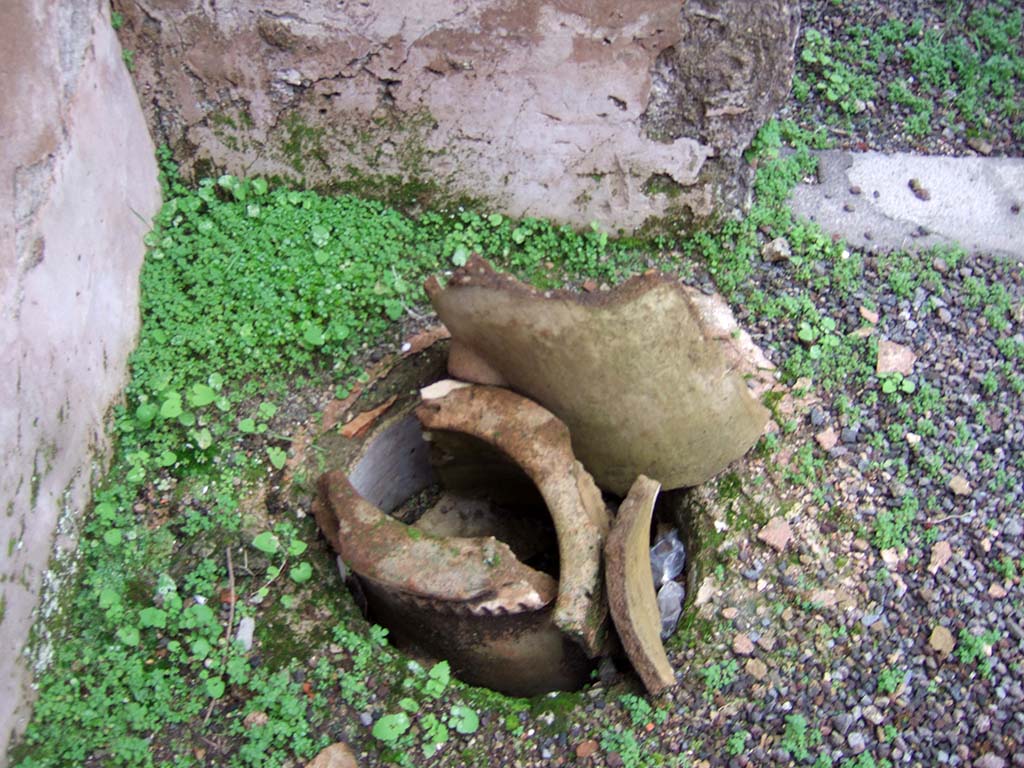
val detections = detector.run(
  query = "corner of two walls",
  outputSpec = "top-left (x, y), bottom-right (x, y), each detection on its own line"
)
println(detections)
top-left (0, 0), bottom-right (161, 759)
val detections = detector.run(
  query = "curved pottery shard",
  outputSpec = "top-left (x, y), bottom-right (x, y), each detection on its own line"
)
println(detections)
top-left (417, 384), bottom-right (610, 658)
top-left (424, 256), bottom-right (770, 495)
top-left (316, 469), bottom-right (593, 695)
top-left (605, 475), bottom-right (675, 695)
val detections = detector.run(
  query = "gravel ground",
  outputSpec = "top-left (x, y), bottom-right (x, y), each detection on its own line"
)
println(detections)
top-left (781, 0), bottom-right (1024, 158)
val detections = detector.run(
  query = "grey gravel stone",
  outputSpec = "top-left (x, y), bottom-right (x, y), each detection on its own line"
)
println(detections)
top-left (975, 754), bottom-right (1006, 768)
top-left (847, 731), bottom-right (867, 754)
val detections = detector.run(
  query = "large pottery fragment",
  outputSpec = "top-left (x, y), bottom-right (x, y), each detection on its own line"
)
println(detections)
top-left (605, 475), bottom-right (676, 695)
top-left (425, 257), bottom-right (770, 495)
top-left (417, 384), bottom-right (610, 657)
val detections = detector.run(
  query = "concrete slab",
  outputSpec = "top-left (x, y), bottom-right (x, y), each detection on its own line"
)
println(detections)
top-left (789, 151), bottom-right (1024, 260)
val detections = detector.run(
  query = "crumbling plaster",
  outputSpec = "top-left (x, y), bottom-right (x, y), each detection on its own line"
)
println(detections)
top-left (118, 0), bottom-right (798, 230)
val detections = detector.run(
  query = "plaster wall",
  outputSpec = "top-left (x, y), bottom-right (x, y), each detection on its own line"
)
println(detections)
top-left (0, 1), bottom-right (161, 758)
top-left (117, 0), bottom-right (798, 231)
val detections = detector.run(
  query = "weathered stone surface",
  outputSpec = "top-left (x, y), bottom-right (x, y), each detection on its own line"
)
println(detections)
top-left (605, 476), bottom-right (675, 695)
top-left (928, 540), bottom-right (953, 574)
top-left (949, 475), bottom-right (972, 496)
top-left (876, 339), bottom-right (917, 376)
top-left (745, 657), bottom-right (768, 681)
top-left (416, 385), bottom-right (610, 657)
top-left (732, 633), bottom-right (755, 657)
top-left (929, 625), bottom-right (956, 657)
top-left (757, 517), bottom-right (793, 552)
top-left (1, 0), bottom-right (160, 751)
top-left (426, 257), bottom-right (770, 495)
top-left (114, 0), bottom-right (798, 230)
top-left (307, 741), bottom-right (359, 768)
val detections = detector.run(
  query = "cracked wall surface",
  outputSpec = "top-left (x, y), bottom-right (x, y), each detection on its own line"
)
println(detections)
top-left (117, 0), bottom-right (798, 231)
top-left (0, 0), bottom-right (161, 757)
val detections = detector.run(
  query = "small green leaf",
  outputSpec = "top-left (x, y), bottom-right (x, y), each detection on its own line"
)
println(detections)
top-left (449, 704), bottom-right (479, 734)
top-left (159, 393), bottom-right (183, 419)
top-left (192, 428), bottom-right (213, 450)
top-left (252, 534), bottom-right (279, 557)
top-left (266, 446), bottom-right (287, 469)
top-left (287, 539), bottom-right (308, 557)
top-left (187, 602), bottom-right (216, 626)
top-left (251, 178), bottom-right (268, 196)
top-left (139, 607), bottom-right (167, 629)
top-left (205, 677), bottom-right (226, 699)
top-left (303, 324), bottom-right (326, 347)
top-left (238, 417), bottom-right (257, 433)
top-left (191, 637), bottom-right (212, 660)
top-left (156, 450), bottom-right (177, 467)
top-left (452, 245), bottom-right (469, 267)
top-left (289, 562), bottom-right (313, 584)
top-left (372, 713), bottom-right (411, 745)
top-left (177, 411), bottom-right (195, 427)
top-left (384, 300), bottom-right (404, 321)
top-left (258, 402), bottom-right (278, 420)
top-left (188, 383), bottom-right (217, 407)
top-left (488, 213), bottom-right (503, 226)
top-left (98, 588), bottom-right (121, 610)
top-left (135, 403), bottom-right (158, 425)
top-left (399, 698), bottom-right (420, 713)
top-left (117, 626), bottom-right (140, 646)
top-left (424, 660), bottom-right (450, 698)
top-left (227, 656), bottom-right (251, 684)
top-left (252, 531), bottom-right (280, 554)
top-left (103, 529), bottom-right (123, 546)
top-left (310, 224), bottom-right (331, 247)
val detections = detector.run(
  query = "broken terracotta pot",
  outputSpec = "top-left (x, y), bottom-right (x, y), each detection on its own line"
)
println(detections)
top-left (605, 475), bottom-right (675, 695)
top-left (313, 383), bottom-right (610, 695)
top-left (416, 383), bottom-right (610, 658)
top-left (424, 256), bottom-right (770, 495)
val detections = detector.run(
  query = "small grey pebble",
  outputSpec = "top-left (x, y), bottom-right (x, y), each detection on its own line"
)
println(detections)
top-left (848, 731), bottom-right (867, 754)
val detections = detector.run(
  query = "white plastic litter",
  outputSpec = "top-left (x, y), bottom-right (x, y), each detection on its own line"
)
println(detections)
top-left (650, 529), bottom-right (686, 588)
top-left (656, 580), bottom-right (685, 640)
top-left (650, 529), bottom-right (687, 638)
top-left (236, 616), bottom-right (256, 651)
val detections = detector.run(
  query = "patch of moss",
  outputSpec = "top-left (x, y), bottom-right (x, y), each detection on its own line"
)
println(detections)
top-left (717, 472), bottom-right (743, 502)
top-left (643, 172), bottom-right (684, 199)
top-left (281, 114), bottom-right (328, 176)
top-left (530, 690), bottom-right (585, 735)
